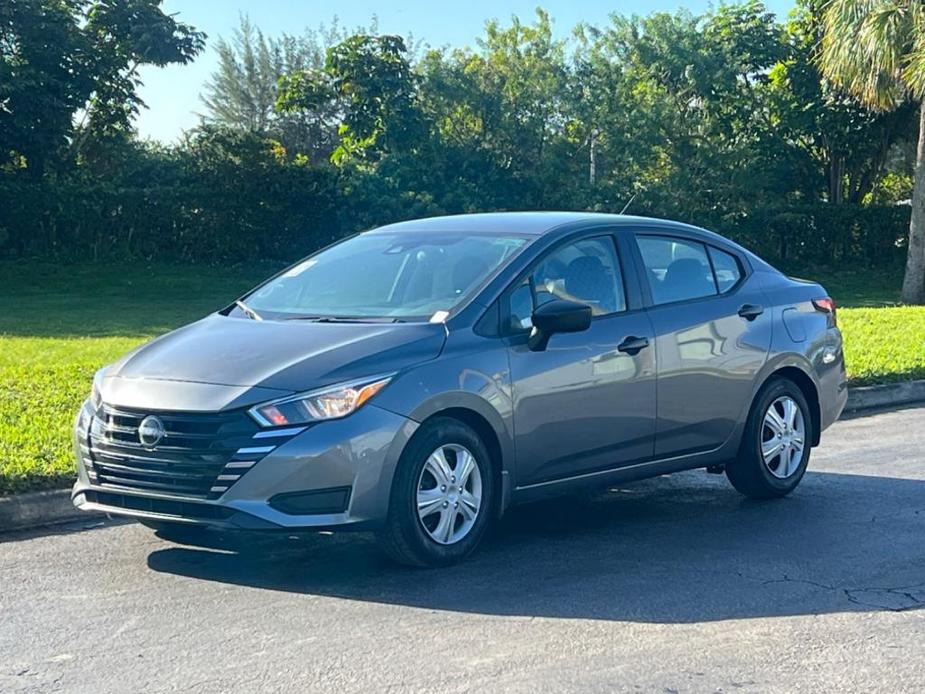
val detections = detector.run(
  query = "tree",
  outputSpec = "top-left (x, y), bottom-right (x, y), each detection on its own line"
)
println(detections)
top-left (820, 0), bottom-right (925, 303)
top-left (200, 16), bottom-right (353, 160)
top-left (579, 4), bottom-right (790, 219)
top-left (74, 0), bottom-right (206, 171)
top-left (415, 10), bottom-right (574, 208)
top-left (770, 3), bottom-right (916, 206)
top-left (0, 0), bottom-right (204, 177)
top-left (1, 0), bottom-right (90, 176)
top-left (277, 34), bottom-right (421, 164)
top-left (201, 16), bottom-right (284, 133)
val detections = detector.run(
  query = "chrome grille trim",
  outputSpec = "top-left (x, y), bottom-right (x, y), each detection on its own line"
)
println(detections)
top-left (84, 405), bottom-right (307, 500)
top-left (235, 445), bottom-right (276, 456)
top-left (253, 426), bottom-right (307, 439)
top-left (87, 405), bottom-right (260, 499)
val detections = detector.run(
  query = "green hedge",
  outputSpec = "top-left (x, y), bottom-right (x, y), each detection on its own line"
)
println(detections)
top-left (709, 204), bottom-right (910, 267)
top-left (0, 174), bottom-right (910, 266)
top-left (0, 171), bottom-right (342, 263)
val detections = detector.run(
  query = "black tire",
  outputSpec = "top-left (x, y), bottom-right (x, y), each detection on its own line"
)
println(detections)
top-left (726, 376), bottom-right (813, 499)
top-left (377, 417), bottom-right (496, 567)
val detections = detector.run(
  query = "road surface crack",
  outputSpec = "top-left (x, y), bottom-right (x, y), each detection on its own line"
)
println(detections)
top-left (760, 575), bottom-right (836, 591)
top-left (748, 573), bottom-right (925, 612)
top-left (844, 584), bottom-right (925, 612)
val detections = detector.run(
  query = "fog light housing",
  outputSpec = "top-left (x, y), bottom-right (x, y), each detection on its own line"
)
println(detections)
top-left (268, 487), bottom-right (352, 515)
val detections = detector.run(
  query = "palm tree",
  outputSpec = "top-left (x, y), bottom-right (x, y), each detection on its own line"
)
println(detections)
top-left (819, 0), bottom-right (925, 304)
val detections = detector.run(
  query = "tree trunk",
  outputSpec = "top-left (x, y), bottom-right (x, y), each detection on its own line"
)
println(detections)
top-left (589, 133), bottom-right (597, 186)
top-left (828, 155), bottom-right (844, 204)
top-left (901, 101), bottom-right (925, 304)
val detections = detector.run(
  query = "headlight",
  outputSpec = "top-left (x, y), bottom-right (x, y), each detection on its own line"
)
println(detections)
top-left (91, 369), bottom-right (106, 411)
top-left (248, 375), bottom-right (393, 427)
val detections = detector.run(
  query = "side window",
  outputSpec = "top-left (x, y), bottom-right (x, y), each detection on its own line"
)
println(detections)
top-left (707, 246), bottom-right (743, 293)
top-left (506, 236), bottom-right (625, 331)
top-left (636, 236), bottom-right (718, 305)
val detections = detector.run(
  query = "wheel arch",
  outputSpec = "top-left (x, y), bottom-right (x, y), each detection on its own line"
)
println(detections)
top-left (409, 400), bottom-right (512, 518)
top-left (764, 365), bottom-right (822, 447)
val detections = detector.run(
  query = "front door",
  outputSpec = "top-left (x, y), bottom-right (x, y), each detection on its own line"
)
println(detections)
top-left (506, 234), bottom-right (657, 487)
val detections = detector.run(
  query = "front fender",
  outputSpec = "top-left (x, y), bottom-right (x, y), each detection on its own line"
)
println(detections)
top-left (371, 336), bottom-right (516, 489)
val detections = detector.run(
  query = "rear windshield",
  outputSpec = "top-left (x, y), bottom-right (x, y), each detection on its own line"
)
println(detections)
top-left (242, 231), bottom-right (530, 321)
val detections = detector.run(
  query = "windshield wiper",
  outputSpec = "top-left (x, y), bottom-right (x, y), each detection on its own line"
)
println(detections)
top-left (287, 315), bottom-right (404, 323)
top-left (235, 299), bottom-right (263, 321)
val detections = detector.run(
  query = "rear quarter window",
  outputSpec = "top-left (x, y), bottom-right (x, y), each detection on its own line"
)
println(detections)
top-left (707, 246), bottom-right (743, 293)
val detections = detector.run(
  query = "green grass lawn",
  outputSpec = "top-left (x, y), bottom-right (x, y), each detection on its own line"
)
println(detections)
top-left (0, 260), bottom-right (922, 494)
top-left (0, 261), bottom-right (276, 494)
top-left (838, 306), bottom-right (925, 386)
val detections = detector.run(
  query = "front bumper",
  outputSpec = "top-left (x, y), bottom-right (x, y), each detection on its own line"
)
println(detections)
top-left (72, 403), bottom-right (418, 531)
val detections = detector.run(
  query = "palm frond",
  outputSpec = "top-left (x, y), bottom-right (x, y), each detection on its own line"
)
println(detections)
top-left (819, 0), bottom-right (914, 108)
top-left (902, 3), bottom-right (925, 98)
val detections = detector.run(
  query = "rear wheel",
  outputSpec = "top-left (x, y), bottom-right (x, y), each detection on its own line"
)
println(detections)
top-left (726, 377), bottom-right (813, 499)
top-left (377, 417), bottom-right (495, 567)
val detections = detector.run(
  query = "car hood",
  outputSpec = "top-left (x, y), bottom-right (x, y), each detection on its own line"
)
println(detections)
top-left (109, 313), bottom-right (448, 394)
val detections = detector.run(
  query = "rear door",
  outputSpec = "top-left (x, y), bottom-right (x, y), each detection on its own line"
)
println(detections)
top-left (505, 233), bottom-right (657, 486)
top-left (630, 232), bottom-right (772, 458)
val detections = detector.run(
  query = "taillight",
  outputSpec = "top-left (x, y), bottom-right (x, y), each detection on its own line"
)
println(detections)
top-left (812, 297), bottom-right (837, 326)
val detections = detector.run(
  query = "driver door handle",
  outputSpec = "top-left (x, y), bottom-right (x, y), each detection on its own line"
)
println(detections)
top-left (617, 335), bottom-right (650, 355)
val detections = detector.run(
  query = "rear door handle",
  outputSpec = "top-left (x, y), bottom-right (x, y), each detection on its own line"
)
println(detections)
top-left (617, 335), bottom-right (650, 355)
top-left (737, 304), bottom-right (764, 321)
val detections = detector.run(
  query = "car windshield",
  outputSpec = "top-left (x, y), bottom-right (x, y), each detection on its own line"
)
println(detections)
top-left (242, 231), bottom-right (531, 321)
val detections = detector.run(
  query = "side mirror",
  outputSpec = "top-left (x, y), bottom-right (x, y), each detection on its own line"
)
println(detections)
top-left (528, 299), bottom-right (592, 351)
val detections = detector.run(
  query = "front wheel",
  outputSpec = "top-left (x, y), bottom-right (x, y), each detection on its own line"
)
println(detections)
top-left (726, 377), bottom-right (813, 499)
top-left (377, 418), bottom-right (495, 567)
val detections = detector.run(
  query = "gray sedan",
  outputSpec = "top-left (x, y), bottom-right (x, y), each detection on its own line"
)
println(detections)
top-left (72, 212), bottom-right (847, 566)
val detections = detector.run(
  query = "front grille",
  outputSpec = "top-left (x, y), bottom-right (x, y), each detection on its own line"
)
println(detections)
top-left (83, 405), bottom-right (268, 499)
top-left (83, 489), bottom-right (236, 520)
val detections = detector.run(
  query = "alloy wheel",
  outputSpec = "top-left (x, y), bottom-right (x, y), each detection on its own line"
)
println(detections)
top-left (416, 444), bottom-right (483, 545)
top-left (761, 395), bottom-right (806, 479)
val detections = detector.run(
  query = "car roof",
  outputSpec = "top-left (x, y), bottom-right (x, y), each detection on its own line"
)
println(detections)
top-left (367, 211), bottom-right (777, 274)
top-left (369, 212), bottom-right (705, 237)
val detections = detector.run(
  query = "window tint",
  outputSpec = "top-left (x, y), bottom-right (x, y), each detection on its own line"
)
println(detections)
top-left (507, 236), bottom-right (625, 331)
top-left (636, 236), bottom-right (718, 305)
top-left (708, 246), bottom-right (742, 293)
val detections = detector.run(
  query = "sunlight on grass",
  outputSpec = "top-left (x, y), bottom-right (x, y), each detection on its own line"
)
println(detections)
top-left (0, 336), bottom-right (146, 492)
top-left (0, 261), bottom-right (272, 494)
top-left (839, 306), bottom-right (925, 386)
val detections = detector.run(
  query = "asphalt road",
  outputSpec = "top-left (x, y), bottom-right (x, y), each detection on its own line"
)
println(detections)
top-left (2, 405), bottom-right (924, 693)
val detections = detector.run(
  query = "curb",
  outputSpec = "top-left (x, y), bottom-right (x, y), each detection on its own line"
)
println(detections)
top-left (2, 380), bottom-right (924, 534)
top-left (844, 379), bottom-right (925, 413)
top-left (0, 488), bottom-right (95, 533)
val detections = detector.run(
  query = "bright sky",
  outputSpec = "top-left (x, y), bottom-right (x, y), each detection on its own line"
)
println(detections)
top-left (136, 0), bottom-right (796, 142)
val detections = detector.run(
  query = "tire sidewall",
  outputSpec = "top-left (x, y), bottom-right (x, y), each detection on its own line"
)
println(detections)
top-left (747, 379), bottom-right (812, 494)
top-left (390, 418), bottom-right (495, 565)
